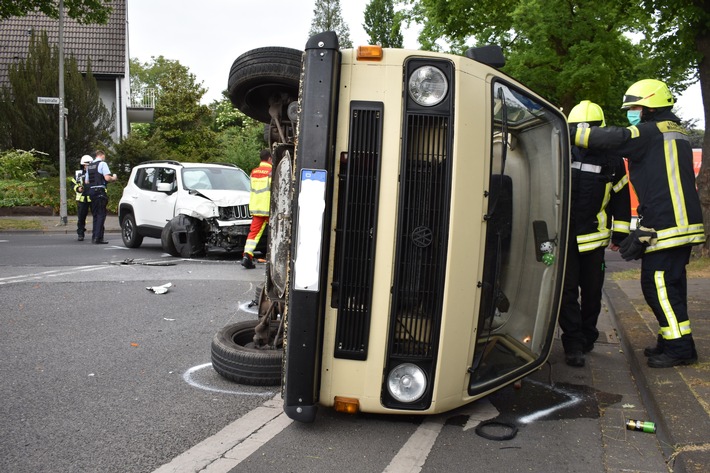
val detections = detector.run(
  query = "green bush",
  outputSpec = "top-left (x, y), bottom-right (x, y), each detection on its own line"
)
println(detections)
top-left (0, 149), bottom-right (41, 179)
top-left (0, 176), bottom-right (124, 214)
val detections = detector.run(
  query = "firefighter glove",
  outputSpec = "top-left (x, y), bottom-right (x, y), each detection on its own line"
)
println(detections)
top-left (619, 228), bottom-right (657, 261)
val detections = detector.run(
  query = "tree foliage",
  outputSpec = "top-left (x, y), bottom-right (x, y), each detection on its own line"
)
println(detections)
top-left (309, 0), bottom-right (353, 48)
top-left (635, 0), bottom-right (710, 253)
top-left (0, 0), bottom-right (113, 23)
top-left (126, 56), bottom-right (218, 163)
top-left (364, 0), bottom-right (403, 48)
top-left (117, 59), bottom-right (265, 174)
top-left (0, 32), bottom-right (113, 171)
top-left (408, 0), bottom-right (656, 123)
top-left (407, 0), bottom-right (710, 251)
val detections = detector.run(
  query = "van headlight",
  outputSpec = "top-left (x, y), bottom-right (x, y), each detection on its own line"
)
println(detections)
top-left (387, 363), bottom-right (427, 403)
top-left (408, 66), bottom-right (448, 107)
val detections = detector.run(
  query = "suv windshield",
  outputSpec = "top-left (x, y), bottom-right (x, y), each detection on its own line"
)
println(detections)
top-left (182, 167), bottom-right (250, 191)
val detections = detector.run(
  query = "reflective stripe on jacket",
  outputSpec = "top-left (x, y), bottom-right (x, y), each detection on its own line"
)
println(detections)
top-left (571, 147), bottom-right (631, 252)
top-left (71, 176), bottom-right (91, 203)
top-left (573, 112), bottom-right (705, 252)
top-left (249, 161), bottom-right (272, 217)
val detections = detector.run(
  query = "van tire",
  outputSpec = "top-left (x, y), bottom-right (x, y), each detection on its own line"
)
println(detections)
top-left (227, 47), bottom-right (302, 124)
top-left (211, 320), bottom-right (282, 386)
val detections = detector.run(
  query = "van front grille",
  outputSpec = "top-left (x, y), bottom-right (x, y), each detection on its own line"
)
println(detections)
top-left (389, 114), bottom-right (452, 359)
top-left (333, 102), bottom-right (384, 360)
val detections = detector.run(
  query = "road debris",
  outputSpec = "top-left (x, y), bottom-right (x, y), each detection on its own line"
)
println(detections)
top-left (146, 282), bottom-right (172, 294)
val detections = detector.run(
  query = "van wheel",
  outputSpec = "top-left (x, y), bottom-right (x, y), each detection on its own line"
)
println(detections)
top-left (227, 46), bottom-right (302, 124)
top-left (211, 320), bottom-right (282, 386)
top-left (121, 214), bottom-right (143, 248)
top-left (161, 222), bottom-right (179, 256)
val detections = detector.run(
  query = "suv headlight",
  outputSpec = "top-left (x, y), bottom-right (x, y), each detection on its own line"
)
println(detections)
top-left (387, 363), bottom-right (427, 403)
top-left (408, 66), bottom-right (448, 107)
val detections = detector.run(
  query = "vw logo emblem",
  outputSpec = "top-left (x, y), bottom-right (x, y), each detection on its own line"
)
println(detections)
top-left (411, 226), bottom-right (433, 248)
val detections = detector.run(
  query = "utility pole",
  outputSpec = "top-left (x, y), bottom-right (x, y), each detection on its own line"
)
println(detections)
top-left (57, 0), bottom-right (68, 226)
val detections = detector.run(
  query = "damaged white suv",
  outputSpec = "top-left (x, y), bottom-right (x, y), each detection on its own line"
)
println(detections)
top-left (118, 160), bottom-right (263, 257)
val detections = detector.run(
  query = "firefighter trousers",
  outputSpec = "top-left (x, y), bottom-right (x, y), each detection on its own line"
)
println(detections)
top-left (640, 246), bottom-right (696, 358)
top-left (559, 245), bottom-right (606, 353)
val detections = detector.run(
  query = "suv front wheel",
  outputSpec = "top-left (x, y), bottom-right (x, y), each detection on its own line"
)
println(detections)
top-left (121, 214), bottom-right (143, 248)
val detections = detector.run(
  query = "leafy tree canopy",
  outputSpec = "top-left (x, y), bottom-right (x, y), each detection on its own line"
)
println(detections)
top-left (364, 0), bottom-right (403, 48)
top-left (0, 0), bottom-right (113, 23)
top-left (407, 0), bottom-right (658, 123)
top-left (0, 32), bottom-right (113, 170)
top-left (309, 0), bottom-right (353, 48)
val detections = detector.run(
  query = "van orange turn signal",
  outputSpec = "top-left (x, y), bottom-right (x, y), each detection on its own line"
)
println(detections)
top-left (357, 45), bottom-right (383, 61)
top-left (334, 396), bottom-right (360, 414)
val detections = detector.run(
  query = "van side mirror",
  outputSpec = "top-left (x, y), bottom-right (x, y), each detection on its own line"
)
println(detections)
top-left (464, 45), bottom-right (506, 69)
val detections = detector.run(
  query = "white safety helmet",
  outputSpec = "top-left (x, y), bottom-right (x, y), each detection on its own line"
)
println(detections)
top-left (80, 155), bottom-right (93, 165)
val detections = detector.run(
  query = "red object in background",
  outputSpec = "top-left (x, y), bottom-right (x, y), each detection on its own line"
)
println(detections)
top-left (625, 149), bottom-right (702, 217)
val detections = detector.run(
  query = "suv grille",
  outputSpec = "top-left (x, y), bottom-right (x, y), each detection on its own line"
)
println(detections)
top-left (219, 205), bottom-right (251, 220)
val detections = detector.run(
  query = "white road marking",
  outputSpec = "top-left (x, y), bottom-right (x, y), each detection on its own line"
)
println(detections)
top-left (0, 265), bottom-right (109, 285)
top-left (152, 395), bottom-right (290, 473)
top-left (383, 416), bottom-right (445, 473)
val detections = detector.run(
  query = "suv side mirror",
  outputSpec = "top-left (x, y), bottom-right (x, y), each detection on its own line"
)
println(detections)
top-left (157, 182), bottom-right (175, 193)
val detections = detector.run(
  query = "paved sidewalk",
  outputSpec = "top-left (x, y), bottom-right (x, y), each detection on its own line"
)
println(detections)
top-left (604, 276), bottom-right (710, 473)
top-left (0, 214), bottom-right (121, 235)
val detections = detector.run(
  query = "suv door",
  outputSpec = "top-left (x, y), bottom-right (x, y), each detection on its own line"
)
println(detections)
top-left (134, 166), bottom-right (178, 228)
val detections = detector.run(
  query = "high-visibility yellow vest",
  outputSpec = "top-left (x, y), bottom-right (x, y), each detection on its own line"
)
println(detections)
top-left (249, 161), bottom-right (272, 216)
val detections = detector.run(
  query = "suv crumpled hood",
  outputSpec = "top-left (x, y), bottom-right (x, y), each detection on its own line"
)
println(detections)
top-left (191, 189), bottom-right (249, 206)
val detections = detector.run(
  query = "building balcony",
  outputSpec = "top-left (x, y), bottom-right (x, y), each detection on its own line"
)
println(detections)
top-left (127, 88), bottom-right (155, 123)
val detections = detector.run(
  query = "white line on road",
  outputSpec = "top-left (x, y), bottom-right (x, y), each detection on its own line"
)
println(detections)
top-left (383, 417), bottom-right (445, 473)
top-left (0, 265), bottom-right (109, 285)
top-left (152, 395), bottom-right (290, 473)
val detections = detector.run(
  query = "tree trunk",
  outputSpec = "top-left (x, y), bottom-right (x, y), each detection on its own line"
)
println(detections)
top-left (695, 31), bottom-right (710, 256)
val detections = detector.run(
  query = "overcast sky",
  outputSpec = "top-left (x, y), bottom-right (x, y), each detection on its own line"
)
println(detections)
top-left (127, 0), bottom-right (704, 128)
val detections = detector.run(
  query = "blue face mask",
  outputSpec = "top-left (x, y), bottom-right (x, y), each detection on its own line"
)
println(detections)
top-left (627, 110), bottom-right (642, 126)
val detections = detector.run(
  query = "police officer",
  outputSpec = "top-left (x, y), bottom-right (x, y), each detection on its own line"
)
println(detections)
top-left (241, 149), bottom-right (272, 269)
top-left (72, 155), bottom-right (93, 241)
top-left (573, 79), bottom-right (705, 367)
top-left (561, 100), bottom-right (631, 367)
top-left (86, 150), bottom-right (118, 244)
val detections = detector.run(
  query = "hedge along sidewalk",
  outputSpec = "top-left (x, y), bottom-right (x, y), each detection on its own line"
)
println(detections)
top-left (0, 214), bottom-right (121, 233)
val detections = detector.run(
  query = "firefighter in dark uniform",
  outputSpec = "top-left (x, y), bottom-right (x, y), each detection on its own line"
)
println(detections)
top-left (86, 150), bottom-right (118, 244)
top-left (573, 79), bottom-right (705, 367)
top-left (561, 100), bottom-right (631, 367)
top-left (72, 155), bottom-right (93, 241)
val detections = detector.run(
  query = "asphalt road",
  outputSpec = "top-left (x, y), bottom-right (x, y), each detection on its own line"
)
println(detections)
top-left (0, 233), bottom-right (668, 473)
top-left (0, 234), bottom-right (272, 472)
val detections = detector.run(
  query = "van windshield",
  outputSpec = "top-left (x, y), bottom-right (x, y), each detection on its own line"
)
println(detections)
top-left (469, 80), bottom-right (568, 395)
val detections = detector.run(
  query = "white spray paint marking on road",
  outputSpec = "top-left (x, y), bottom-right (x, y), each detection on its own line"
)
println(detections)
top-left (517, 379), bottom-right (583, 424)
top-left (182, 363), bottom-right (277, 397)
top-left (238, 300), bottom-right (259, 315)
top-left (152, 394), bottom-right (290, 473)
